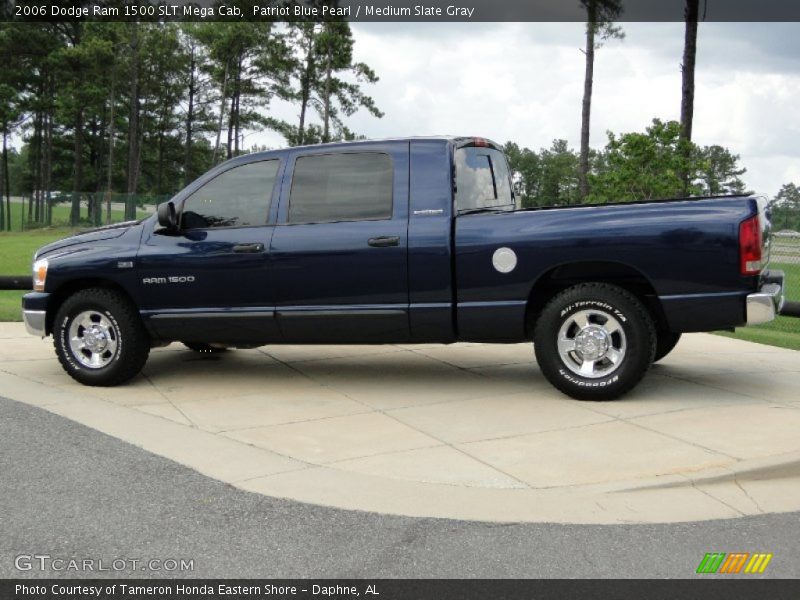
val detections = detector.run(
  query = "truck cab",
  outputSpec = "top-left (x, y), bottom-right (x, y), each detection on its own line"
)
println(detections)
top-left (22, 136), bottom-right (784, 400)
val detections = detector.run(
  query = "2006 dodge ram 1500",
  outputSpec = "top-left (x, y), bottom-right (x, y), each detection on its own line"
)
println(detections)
top-left (22, 136), bottom-right (785, 400)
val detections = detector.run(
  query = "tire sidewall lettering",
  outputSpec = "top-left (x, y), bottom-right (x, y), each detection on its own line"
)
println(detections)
top-left (559, 300), bottom-right (627, 324)
top-left (58, 318), bottom-right (80, 372)
top-left (558, 368), bottom-right (620, 387)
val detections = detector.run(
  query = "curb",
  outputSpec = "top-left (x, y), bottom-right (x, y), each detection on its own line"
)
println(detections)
top-left (1, 368), bottom-right (798, 525)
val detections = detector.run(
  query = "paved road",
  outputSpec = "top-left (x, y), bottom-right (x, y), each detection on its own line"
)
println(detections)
top-left (1, 396), bottom-right (798, 579)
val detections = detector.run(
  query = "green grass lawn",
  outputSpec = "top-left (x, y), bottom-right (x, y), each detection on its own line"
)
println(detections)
top-left (717, 319), bottom-right (800, 350)
top-left (5, 200), bottom-right (149, 232)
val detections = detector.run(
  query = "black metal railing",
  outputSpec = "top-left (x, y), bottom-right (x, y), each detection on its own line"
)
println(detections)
top-left (0, 276), bottom-right (32, 290)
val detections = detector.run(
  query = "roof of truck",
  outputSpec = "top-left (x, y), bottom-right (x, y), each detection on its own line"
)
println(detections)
top-left (297, 135), bottom-right (467, 144)
top-left (234, 135), bottom-right (501, 159)
top-left (205, 136), bottom-right (503, 178)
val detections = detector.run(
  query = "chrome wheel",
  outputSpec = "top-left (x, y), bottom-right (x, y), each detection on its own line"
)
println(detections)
top-left (67, 310), bottom-right (119, 369)
top-left (557, 309), bottom-right (626, 379)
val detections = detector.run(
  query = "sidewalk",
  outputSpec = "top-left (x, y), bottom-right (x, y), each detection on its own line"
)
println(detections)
top-left (1, 322), bottom-right (799, 524)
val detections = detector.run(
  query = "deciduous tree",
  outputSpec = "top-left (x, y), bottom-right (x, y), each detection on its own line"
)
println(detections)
top-left (589, 119), bottom-right (708, 202)
top-left (696, 145), bottom-right (748, 196)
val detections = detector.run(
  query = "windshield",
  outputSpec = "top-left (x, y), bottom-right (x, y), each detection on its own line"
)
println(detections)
top-left (455, 146), bottom-right (515, 212)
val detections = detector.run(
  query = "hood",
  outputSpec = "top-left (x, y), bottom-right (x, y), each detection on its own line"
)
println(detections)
top-left (34, 220), bottom-right (142, 260)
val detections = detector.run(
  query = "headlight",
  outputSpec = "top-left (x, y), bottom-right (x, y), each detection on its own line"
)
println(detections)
top-left (32, 258), bottom-right (48, 291)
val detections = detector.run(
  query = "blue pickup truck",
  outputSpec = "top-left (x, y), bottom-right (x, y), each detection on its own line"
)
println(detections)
top-left (22, 136), bottom-right (784, 400)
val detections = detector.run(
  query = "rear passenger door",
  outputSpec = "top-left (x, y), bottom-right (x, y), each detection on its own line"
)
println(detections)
top-left (270, 144), bottom-right (410, 342)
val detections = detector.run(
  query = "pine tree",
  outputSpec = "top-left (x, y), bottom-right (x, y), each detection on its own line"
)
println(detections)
top-left (680, 0), bottom-right (703, 195)
top-left (285, 21), bottom-right (382, 146)
top-left (578, 0), bottom-right (624, 201)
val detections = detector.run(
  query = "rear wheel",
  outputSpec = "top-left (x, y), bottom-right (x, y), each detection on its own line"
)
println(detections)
top-left (54, 288), bottom-right (150, 386)
top-left (533, 283), bottom-right (656, 401)
top-left (653, 331), bottom-right (682, 363)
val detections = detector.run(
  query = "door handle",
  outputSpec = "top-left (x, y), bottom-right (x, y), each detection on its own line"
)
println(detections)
top-left (232, 243), bottom-right (265, 253)
top-left (368, 236), bottom-right (400, 248)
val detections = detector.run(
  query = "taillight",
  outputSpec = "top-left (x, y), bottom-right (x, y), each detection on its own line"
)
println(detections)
top-left (739, 214), bottom-right (762, 275)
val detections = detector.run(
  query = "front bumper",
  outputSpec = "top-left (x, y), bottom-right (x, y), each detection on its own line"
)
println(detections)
top-left (21, 292), bottom-right (51, 338)
top-left (23, 310), bottom-right (46, 337)
top-left (746, 270), bottom-right (785, 325)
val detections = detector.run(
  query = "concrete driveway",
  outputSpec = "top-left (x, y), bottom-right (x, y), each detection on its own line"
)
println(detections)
top-left (2, 322), bottom-right (799, 524)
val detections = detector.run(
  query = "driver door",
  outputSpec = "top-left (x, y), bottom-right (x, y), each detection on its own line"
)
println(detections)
top-left (136, 158), bottom-right (283, 344)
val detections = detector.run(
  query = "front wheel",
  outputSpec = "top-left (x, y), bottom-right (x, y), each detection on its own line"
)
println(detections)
top-left (533, 283), bottom-right (656, 401)
top-left (54, 288), bottom-right (150, 386)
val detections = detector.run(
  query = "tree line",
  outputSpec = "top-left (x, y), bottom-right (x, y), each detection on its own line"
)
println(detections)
top-left (0, 20), bottom-right (382, 230)
top-left (1, 10), bottom-right (798, 232)
top-left (505, 126), bottom-right (799, 230)
top-left (504, 118), bottom-right (749, 208)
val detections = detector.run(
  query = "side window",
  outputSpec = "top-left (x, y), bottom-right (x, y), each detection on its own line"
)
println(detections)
top-left (288, 153), bottom-right (393, 224)
top-left (181, 160), bottom-right (279, 229)
top-left (455, 147), bottom-right (514, 211)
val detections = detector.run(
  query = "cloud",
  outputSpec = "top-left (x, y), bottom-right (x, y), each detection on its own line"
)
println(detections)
top-left (250, 22), bottom-right (800, 197)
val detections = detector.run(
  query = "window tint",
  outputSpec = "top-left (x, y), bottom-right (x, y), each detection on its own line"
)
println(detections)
top-left (289, 153), bottom-right (393, 223)
top-left (455, 147), bottom-right (514, 211)
top-left (181, 160), bottom-right (279, 229)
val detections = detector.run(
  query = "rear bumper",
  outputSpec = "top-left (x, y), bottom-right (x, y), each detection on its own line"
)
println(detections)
top-left (746, 270), bottom-right (785, 326)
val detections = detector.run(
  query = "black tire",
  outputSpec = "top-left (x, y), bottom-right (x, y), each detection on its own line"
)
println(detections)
top-left (53, 288), bottom-right (150, 387)
top-left (533, 283), bottom-right (656, 401)
top-left (182, 342), bottom-right (228, 354)
top-left (653, 331), bottom-right (682, 363)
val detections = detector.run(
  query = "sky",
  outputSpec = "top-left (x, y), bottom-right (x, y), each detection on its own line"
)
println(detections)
top-left (255, 21), bottom-right (800, 198)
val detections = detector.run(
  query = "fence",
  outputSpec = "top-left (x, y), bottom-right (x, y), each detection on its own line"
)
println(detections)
top-left (772, 231), bottom-right (800, 264)
top-left (765, 229), bottom-right (800, 337)
top-left (769, 203), bottom-right (800, 330)
top-left (7, 192), bottom-right (169, 232)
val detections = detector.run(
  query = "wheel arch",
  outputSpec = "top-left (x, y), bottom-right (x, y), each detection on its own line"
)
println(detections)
top-left (524, 261), bottom-right (668, 336)
top-left (45, 278), bottom-right (138, 336)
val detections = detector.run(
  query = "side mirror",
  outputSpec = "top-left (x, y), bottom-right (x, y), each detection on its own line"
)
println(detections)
top-left (157, 201), bottom-right (178, 230)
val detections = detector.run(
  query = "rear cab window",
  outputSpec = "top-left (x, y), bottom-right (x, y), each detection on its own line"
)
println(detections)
top-left (454, 146), bottom-right (515, 212)
top-left (288, 152), bottom-right (393, 224)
